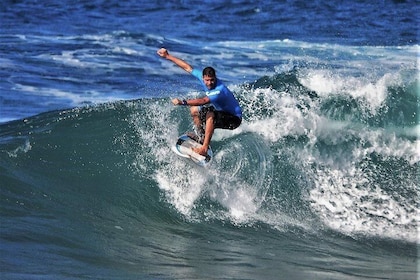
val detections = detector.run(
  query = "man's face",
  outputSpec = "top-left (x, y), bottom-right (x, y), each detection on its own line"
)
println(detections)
top-left (203, 75), bottom-right (216, 90)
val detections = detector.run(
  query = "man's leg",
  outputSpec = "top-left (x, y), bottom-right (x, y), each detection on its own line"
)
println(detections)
top-left (193, 111), bottom-right (214, 156)
top-left (189, 106), bottom-right (204, 136)
top-left (201, 111), bottom-right (214, 152)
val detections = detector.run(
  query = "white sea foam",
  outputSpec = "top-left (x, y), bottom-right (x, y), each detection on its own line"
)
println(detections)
top-left (130, 100), bottom-right (274, 222)
top-left (7, 139), bottom-right (32, 158)
top-left (298, 68), bottom-right (406, 114)
top-left (15, 84), bottom-right (121, 106)
top-left (235, 71), bottom-right (418, 241)
top-left (308, 163), bottom-right (418, 243)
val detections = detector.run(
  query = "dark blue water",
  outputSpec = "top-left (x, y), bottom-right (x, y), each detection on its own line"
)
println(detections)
top-left (1, 1), bottom-right (418, 279)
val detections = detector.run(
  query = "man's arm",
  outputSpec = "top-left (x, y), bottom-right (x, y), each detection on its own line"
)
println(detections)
top-left (171, 96), bottom-right (210, 106)
top-left (157, 48), bottom-right (193, 73)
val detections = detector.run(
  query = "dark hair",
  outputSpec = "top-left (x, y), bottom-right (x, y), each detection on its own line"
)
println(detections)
top-left (202, 67), bottom-right (216, 77)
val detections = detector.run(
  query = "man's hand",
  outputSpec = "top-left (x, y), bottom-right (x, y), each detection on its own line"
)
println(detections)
top-left (156, 48), bottom-right (193, 73)
top-left (157, 48), bottom-right (169, 58)
top-left (171, 98), bottom-right (181, 105)
top-left (171, 97), bottom-right (210, 106)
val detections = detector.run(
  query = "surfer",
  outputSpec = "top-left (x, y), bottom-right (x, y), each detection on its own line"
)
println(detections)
top-left (157, 48), bottom-right (242, 156)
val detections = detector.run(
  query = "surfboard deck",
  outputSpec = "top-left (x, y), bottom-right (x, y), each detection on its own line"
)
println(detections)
top-left (171, 133), bottom-right (213, 167)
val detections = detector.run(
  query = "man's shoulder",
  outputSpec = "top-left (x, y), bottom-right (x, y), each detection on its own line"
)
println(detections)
top-left (216, 83), bottom-right (231, 94)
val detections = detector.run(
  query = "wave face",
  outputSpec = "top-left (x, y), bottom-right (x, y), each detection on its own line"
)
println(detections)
top-left (1, 66), bottom-right (418, 279)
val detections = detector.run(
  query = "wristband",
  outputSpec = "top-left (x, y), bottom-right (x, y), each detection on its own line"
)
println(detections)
top-left (182, 99), bottom-right (188, 105)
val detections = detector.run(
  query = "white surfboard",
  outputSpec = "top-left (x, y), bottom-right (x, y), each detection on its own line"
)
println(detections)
top-left (171, 134), bottom-right (213, 167)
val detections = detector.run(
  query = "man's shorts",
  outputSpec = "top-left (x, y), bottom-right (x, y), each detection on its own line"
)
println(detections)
top-left (199, 106), bottom-right (242, 130)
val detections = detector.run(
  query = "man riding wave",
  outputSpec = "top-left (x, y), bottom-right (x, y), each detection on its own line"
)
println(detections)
top-left (157, 48), bottom-right (242, 156)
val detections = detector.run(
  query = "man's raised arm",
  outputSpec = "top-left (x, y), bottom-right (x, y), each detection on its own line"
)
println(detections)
top-left (157, 48), bottom-right (193, 73)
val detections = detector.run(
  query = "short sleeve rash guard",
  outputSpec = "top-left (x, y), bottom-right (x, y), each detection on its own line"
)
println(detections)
top-left (191, 69), bottom-right (242, 118)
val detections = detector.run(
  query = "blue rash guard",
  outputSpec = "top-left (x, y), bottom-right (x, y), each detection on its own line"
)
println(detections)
top-left (191, 69), bottom-right (242, 119)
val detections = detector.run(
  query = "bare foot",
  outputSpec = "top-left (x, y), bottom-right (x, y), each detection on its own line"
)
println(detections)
top-left (192, 147), bottom-right (207, 156)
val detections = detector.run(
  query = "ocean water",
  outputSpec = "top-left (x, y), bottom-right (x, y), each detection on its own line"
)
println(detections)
top-left (0, 0), bottom-right (419, 279)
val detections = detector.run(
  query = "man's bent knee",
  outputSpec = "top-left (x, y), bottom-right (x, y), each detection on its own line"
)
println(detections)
top-left (190, 106), bottom-right (199, 117)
